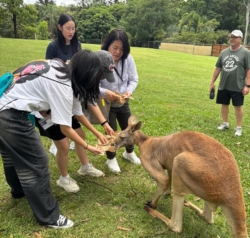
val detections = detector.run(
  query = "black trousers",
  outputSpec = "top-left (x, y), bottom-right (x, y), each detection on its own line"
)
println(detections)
top-left (0, 109), bottom-right (59, 225)
top-left (106, 102), bottom-right (134, 159)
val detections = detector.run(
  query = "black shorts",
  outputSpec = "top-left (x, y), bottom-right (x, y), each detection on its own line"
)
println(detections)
top-left (35, 116), bottom-right (81, 141)
top-left (216, 89), bottom-right (244, 106)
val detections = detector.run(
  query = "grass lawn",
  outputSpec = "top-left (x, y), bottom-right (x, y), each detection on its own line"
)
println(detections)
top-left (0, 38), bottom-right (249, 238)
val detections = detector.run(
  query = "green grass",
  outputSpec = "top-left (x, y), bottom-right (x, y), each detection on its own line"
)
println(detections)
top-left (0, 38), bottom-right (249, 238)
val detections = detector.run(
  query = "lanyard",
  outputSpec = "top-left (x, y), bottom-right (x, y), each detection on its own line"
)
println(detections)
top-left (114, 67), bottom-right (123, 81)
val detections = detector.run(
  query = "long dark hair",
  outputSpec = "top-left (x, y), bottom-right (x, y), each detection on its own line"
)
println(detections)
top-left (54, 50), bottom-right (102, 107)
top-left (101, 29), bottom-right (130, 77)
top-left (57, 14), bottom-right (79, 55)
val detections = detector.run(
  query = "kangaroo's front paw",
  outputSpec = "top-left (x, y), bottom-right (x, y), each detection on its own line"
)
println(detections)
top-left (163, 189), bottom-right (171, 197)
top-left (145, 201), bottom-right (156, 209)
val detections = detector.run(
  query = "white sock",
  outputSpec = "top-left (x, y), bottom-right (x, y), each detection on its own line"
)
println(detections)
top-left (60, 174), bottom-right (69, 180)
top-left (81, 164), bottom-right (90, 169)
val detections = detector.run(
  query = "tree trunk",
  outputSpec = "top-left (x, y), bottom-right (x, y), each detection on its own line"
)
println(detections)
top-left (13, 14), bottom-right (17, 38)
top-left (244, 2), bottom-right (250, 46)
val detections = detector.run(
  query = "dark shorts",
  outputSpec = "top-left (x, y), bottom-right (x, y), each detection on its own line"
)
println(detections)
top-left (35, 116), bottom-right (81, 141)
top-left (216, 89), bottom-right (244, 106)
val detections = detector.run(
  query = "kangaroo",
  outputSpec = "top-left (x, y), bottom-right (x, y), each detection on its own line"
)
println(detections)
top-left (114, 115), bottom-right (248, 238)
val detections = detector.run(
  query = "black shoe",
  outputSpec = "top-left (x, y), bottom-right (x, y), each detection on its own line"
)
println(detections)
top-left (11, 192), bottom-right (25, 199)
top-left (47, 215), bottom-right (74, 229)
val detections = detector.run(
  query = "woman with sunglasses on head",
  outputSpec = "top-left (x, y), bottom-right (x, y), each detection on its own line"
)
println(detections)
top-left (99, 28), bottom-right (141, 173)
top-left (0, 50), bottom-right (107, 228)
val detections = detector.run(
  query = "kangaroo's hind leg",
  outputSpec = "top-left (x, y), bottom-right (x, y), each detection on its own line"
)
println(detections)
top-left (221, 204), bottom-right (248, 238)
top-left (144, 190), bottom-right (185, 233)
top-left (168, 192), bottom-right (186, 233)
top-left (184, 200), bottom-right (217, 224)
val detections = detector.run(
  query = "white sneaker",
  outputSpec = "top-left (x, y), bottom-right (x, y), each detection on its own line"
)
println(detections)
top-left (235, 127), bottom-right (242, 136)
top-left (56, 176), bottom-right (80, 193)
top-left (217, 122), bottom-right (229, 130)
top-left (49, 142), bottom-right (57, 156)
top-left (69, 141), bottom-right (75, 150)
top-left (123, 151), bottom-right (141, 164)
top-left (47, 214), bottom-right (74, 229)
top-left (106, 158), bottom-right (121, 173)
top-left (77, 164), bottom-right (104, 177)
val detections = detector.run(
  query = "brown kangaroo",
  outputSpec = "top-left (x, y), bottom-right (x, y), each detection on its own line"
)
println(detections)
top-left (114, 115), bottom-right (248, 238)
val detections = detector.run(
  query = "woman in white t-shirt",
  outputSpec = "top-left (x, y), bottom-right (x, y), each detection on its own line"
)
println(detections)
top-left (38, 14), bottom-right (114, 194)
top-left (0, 50), bottom-right (107, 229)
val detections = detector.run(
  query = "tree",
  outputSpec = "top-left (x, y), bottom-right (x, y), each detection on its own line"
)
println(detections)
top-left (178, 0), bottom-right (241, 31)
top-left (178, 11), bottom-right (201, 33)
top-left (0, 0), bottom-right (38, 38)
top-left (1, 0), bottom-right (23, 38)
top-left (38, 3), bottom-right (59, 39)
top-left (35, 0), bottom-right (56, 5)
top-left (121, 0), bottom-right (171, 45)
top-left (76, 6), bottom-right (117, 42)
top-left (37, 20), bottom-right (49, 39)
top-left (0, 6), bottom-right (13, 38)
top-left (108, 2), bottom-right (126, 23)
top-left (74, 0), bottom-right (92, 8)
top-left (19, 4), bottom-right (38, 38)
top-left (213, 0), bottom-right (240, 31)
top-left (199, 18), bottom-right (219, 33)
top-left (243, 0), bottom-right (250, 45)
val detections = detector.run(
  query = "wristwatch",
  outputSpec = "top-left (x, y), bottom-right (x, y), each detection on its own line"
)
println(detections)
top-left (245, 85), bottom-right (250, 88)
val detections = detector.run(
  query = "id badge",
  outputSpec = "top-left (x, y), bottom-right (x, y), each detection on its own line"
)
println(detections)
top-left (38, 117), bottom-right (54, 130)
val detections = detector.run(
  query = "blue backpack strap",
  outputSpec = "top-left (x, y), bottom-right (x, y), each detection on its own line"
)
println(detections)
top-left (0, 72), bottom-right (14, 97)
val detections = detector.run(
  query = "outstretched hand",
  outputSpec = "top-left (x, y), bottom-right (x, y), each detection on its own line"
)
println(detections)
top-left (86, 144), bottom-right (103, 155)
top-left (96, 132), bottom-right (108, 144)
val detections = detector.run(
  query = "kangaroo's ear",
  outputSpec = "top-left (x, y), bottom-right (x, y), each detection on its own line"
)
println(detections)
top-left (128, 115), bottom-right (137, 126)
top-left (119, 131), bottom-right (127, 138)
top-left (131, 121), bottom-right (142, 133)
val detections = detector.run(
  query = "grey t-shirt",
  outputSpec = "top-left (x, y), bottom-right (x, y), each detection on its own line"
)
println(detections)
top-left (216, 46), bottom-right (250, 92)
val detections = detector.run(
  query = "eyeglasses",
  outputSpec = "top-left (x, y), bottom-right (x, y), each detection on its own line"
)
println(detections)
top-left (229, 36), bottom-right (241, 39)
top-left (65, 27), bottom-right (76, 32)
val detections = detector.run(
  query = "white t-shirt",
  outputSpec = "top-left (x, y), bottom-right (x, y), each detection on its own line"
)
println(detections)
top-left (0, 59), bottom-right (83, 126)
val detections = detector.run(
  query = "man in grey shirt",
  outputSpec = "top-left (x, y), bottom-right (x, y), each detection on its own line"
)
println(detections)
top-left (209, 29), bottom-right (250, 136)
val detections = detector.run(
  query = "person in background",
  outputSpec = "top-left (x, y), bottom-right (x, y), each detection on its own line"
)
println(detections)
top-left (45, 13), bottom-right (81, 155)
top-left (210, 29), bottom-right (250, 136)
top-left (36, 14), bottom-right (114, 193)
top-left (99, 29), bottom-right (141, 173)
top-left (0, 50), bottom-right (106, 228)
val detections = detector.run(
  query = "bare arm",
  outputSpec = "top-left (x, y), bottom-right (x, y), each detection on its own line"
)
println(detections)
top-left (74, 114), bottom-right (108, 144)
top-left (60, 125), bottom-right (102, 154)
top-left (105, 89), bottom-right (119, 102)
top-left (243, 68), bottom-right (250, 95)
top-left (210, 67), bottom-right (221, 91)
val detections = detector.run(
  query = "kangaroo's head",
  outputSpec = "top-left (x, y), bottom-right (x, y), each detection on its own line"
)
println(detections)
top-left (114, 115), bottom-right (142, 150)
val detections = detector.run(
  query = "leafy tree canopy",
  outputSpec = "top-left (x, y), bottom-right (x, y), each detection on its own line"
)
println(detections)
top-left (76, 5), bottom-right (117, 42)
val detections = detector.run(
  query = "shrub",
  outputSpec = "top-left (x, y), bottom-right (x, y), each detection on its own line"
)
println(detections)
top-left (37, 21), bottom-right (49, 40)
top-left (215, 30), bottom-right (230, 44)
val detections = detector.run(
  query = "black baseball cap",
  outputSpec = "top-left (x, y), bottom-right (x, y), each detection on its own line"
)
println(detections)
top-left (95, 50), bottom-right (115, 83)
